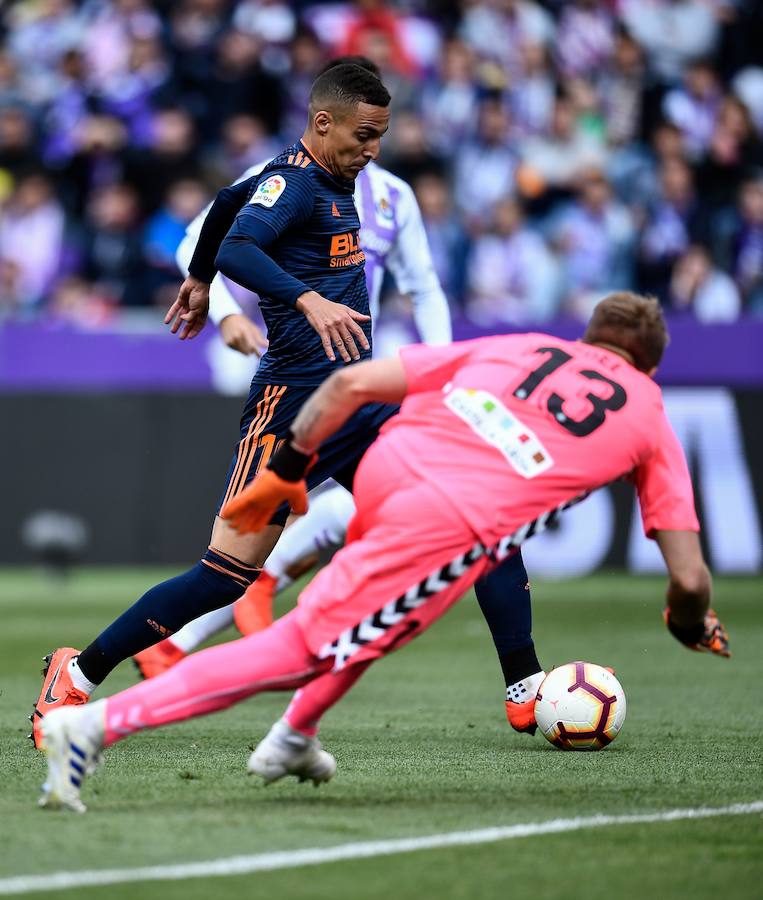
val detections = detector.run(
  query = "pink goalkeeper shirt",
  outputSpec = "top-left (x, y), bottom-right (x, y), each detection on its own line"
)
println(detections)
top-left (379, 334), bottom-right (699, 546)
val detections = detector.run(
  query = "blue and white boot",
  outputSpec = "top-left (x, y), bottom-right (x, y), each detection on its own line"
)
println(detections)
top-left (39, 700), bottom-right (105, 813)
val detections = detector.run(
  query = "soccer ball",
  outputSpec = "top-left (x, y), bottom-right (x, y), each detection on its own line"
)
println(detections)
top-left (534, 662), bottom-right (626, 751)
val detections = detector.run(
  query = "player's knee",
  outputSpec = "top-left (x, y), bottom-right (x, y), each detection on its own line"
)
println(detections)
top-left (672, 563), bottom-right (711, 599)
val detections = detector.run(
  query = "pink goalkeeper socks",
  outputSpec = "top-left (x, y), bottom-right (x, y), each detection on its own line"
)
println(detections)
top-left (284, 659), bottom-right (372, 737)
top-left (104, 611), bottom-right (322, 747)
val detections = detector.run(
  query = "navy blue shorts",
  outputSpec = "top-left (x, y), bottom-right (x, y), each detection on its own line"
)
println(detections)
top-left (218, 380), bottom-right (398, 525)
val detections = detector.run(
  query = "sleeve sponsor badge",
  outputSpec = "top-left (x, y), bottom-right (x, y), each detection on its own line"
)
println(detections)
top-left (250, 175), bottom-right (286, 208)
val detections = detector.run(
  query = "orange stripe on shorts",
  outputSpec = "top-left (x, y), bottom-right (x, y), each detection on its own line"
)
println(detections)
top-left (225, 386), bottom-right (286, 506)
top-left (221, 386), bottom-right (276, 510)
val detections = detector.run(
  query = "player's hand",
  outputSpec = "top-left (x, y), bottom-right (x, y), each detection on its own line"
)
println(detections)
top-left (219, 314), bottom-right (268, 356)
top-left (165, 276), bottom-right (210, 340)
top-left (222, 470), bottom-right (309, 534)
top-left (295, 291), bottom-right (371, 363)
top-left (663, 608), bottom-right (731, 658)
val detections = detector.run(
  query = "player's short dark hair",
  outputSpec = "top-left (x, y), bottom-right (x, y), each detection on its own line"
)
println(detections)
top-left (583, 292), bottom-right (669, 373)
top-left (318, 56), bottom-right (382, 81)
top-left (309, 63), bottom-right (390, 115)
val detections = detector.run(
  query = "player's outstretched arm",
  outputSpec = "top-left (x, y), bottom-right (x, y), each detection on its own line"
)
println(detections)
top-left (222, 358), bottom-right (408, 533)
top-left (654, 530), bottom-right (730, 658)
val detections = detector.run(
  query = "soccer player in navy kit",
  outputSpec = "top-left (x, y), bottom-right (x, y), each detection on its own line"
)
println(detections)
top-left (32, 62), bottom-right (544, 747)
top-left (31, 63), bottom-right (400, 745)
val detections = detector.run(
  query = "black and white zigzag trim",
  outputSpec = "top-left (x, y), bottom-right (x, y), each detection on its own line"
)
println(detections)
top-left (319, 492), bottom-right (587, 668)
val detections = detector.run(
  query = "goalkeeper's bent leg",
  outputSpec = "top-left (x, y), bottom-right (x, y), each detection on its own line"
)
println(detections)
top-left (283, 660), bottom-right (373, 737)
top-left (103, 610), bottom-right (325, 747)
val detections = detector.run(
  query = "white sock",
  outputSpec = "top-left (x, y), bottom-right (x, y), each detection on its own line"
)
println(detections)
top-left (169, 604), bottom-right (236, 654)
top-left (505, 670), bottom-right (546, 705)
top-left (68, 657), bottom-right (98, 695)
top-left (266, 485), bottom-right (356, 579)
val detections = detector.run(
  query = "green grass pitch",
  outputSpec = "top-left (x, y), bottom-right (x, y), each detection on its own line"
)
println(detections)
top-left (0, 568), bottom-right (761, 899)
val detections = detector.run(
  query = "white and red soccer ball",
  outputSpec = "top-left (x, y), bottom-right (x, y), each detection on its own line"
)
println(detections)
top-left (534, 662), bottom-right (626, 751)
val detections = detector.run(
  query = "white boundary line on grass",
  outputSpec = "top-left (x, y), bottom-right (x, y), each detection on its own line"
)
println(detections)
top-left (1, 801), bottom-right (761, 896)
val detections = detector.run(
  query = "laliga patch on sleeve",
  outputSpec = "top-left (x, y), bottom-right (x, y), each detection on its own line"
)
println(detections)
top-left (250, 175), bottom-right (286, 208)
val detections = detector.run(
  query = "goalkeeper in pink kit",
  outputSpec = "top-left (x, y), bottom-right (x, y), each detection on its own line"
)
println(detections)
top-left (39, 293), bottom-right (729, 812)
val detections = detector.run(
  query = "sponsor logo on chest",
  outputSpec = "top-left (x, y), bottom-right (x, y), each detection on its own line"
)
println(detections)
top-left (329, 230), bottom-right (365, 268)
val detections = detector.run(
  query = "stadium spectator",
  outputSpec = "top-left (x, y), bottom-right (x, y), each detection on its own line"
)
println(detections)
top-left (516, 93), bottom-right (605, 209)
top-left (694, 95), bottom-right (763, 216)
top-left (124, 109), bottom-right (201, 213)
top-left (143, 179), bottom-right (209, 302)
top-left (337, 0), bottom-right (417, 79)
top-left (668, 244), bottom-right (742, 321)
top-left (466, 196), bottom-right (559, 325)
top-left (41, 50), bottom-right (92, 167)
top-left (0, 107), bottom-right (41, 180)
top-left (452, 97), bottom-right (518, 230)
top-left (419, 39), bottom-right (480, 153)
top-left (413, 172), bottom-right (469, 305)
top-left (48, 275), bottom-right (115, 328)
top-left (0, 50), bottom-right (24, 109)
top-left (662, 60), bottom-right (723, 160)
top-left (459, 0), bottom-right (555, 79)
top-left (381, 109), bottom-right (444, 186)
top-left (0, 172), bottom-right (65, 311)
top-left (510, 42), bottom-right (556, 138)
top-left (80, 183), bottom-right (144, 307)
top-left (715, 175), bottom-right (763, 314)
top-left (233, 0), bottom-right (296, 47)
top-left (598, 28), bottom-right (646, 148)
top-left (98, 36), bottom-right (175, 147)
top-left (204, 113), bottom-right (281, 185)
top-left (204, 29), bottom-right (282, 136)
top-left (621, 0), bottom-right (719, 86)
top-left (279, 27), bottom-right (325, 141)
top-left (6, 0), bottom-right (85, 105)
top-left (555, 0), bottom-right (615, 80)
top-left (637, 157), bottom-right (705, 297)
top-left (81, 0), bottom-right (163, 87)
top-left (548, 167), bottom-right (636, 317)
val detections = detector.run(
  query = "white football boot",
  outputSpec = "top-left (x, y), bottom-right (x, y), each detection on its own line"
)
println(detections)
top-left (248, 720), bottom-right (336, 786)
top-left (39, 700), bottom-right (105, 813)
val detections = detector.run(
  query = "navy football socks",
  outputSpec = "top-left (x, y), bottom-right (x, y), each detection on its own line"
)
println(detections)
top-left (474, 551), bottom-right (542, 687)
top-left (77, 548), bottom-right (259, 685)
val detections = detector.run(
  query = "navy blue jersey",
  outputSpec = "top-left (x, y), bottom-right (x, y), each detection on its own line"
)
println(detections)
top-left (220, 140), bottom-right (371, 387)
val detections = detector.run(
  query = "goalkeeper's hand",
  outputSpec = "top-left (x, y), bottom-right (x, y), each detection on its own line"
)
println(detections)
top-left (221, 439), bottom-right (314, 534)
top-left (663, 608), bottom-right (730, 658)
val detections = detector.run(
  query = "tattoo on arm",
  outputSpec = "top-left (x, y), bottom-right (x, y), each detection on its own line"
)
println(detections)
top-left (291, 373), bottom-right (363, 453)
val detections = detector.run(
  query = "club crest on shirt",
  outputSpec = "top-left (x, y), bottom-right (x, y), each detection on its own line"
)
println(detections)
top-left (250, 175), bottom-right (286, 208)
top-left (376, 196), bottom-right (394, 220)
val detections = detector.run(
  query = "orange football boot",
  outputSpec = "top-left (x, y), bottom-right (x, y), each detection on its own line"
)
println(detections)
top-left (30, 647), bottom-right (88, 749)
top-left (505, 671), bottom-right (547, 735)
top-left (505, 699), bottom-right (538, 734)
top-left (132, 639), bottom-right (186, 680)
top-left (233, 571), bottom-right (277, 636)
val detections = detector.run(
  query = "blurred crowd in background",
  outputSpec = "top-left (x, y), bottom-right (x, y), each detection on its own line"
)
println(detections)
top-left (0, 0), bottom-right (762, 330)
